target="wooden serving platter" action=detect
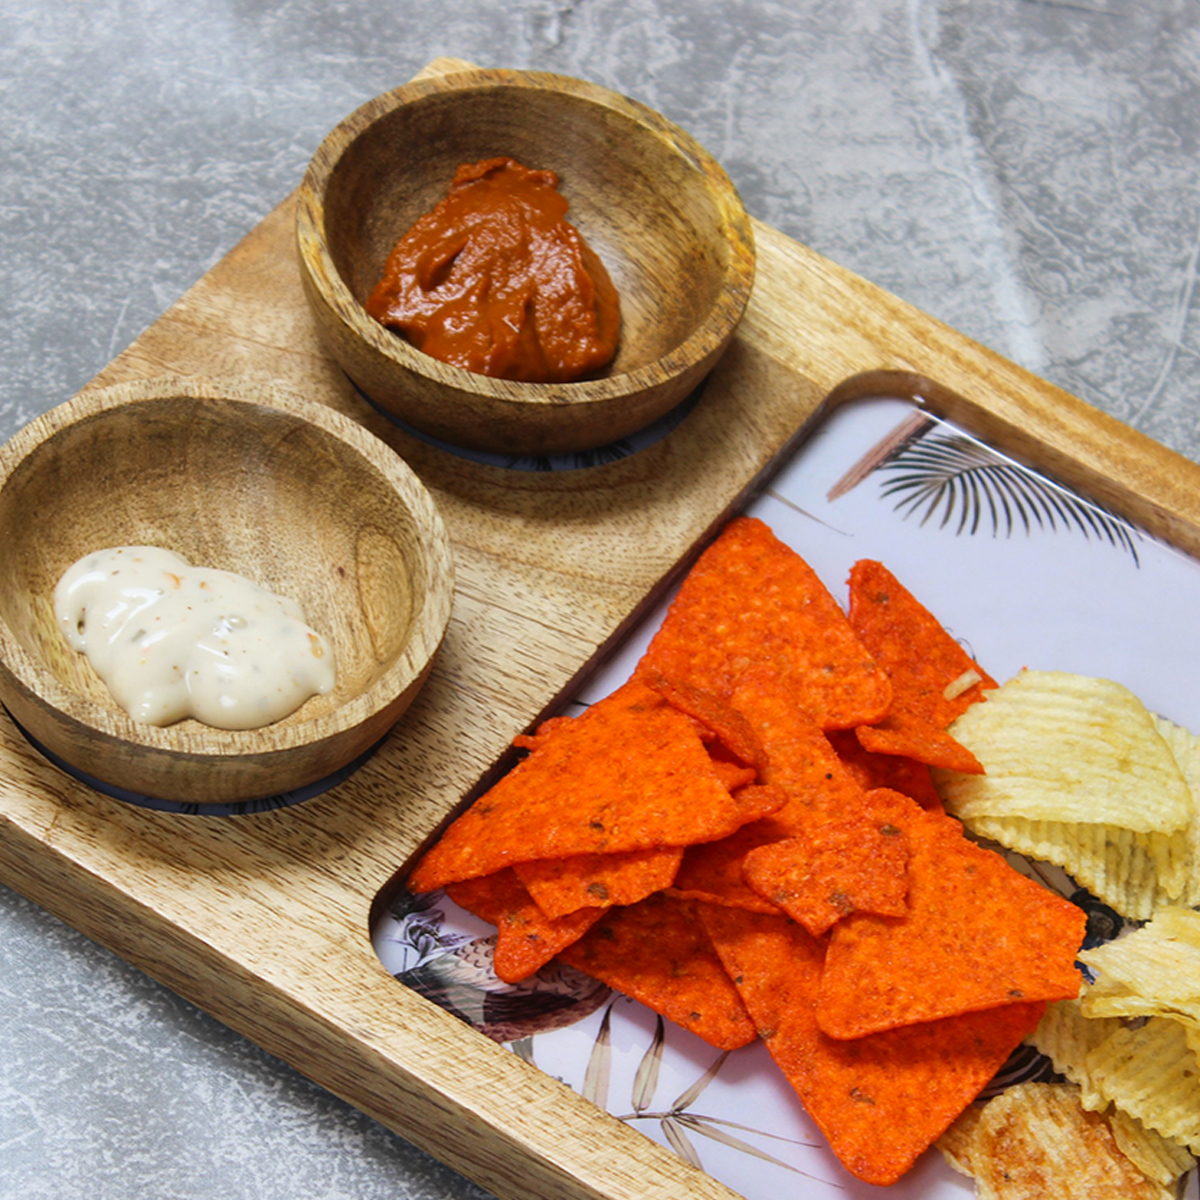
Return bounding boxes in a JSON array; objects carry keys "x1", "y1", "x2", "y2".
[{"x1": 4, "y1": 57, "x2": 1200, "y2": 1200}]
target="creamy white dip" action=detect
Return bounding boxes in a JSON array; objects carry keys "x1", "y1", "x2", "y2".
[{"x1": 55, "y1": 546, "x2": 337, "y2": 729}]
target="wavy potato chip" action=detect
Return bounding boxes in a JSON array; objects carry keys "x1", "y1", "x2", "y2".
[
  {"x1": 1027, "y1": 994, "x2": 1122, "y2": 1113},
  {"x1": 954, "y1": 1082, "x2": 1174, "y2": 1200},
  {"x1": 935, "y1": 1102, "x2": 986, "y2": 1177},
  {"x1": 937, "y1": 670, "x2": 1191, "y2": 833},
  {"x1": 1151, "y1": 714, "x2": 1200, "y2": 908},
  {"x1": 961, "y1": 813, "x2": 1186, "y2": 921},
  {"x1": 1109, "y1": 1106, "x2": 1197, "y2": 1185},
  {"x1": 1079, "y1": 907, "x2": 1200, "y2": 1027},
  {"x1": 1084, "y1": 1017, "x2": 1200, "y2": 1152}
]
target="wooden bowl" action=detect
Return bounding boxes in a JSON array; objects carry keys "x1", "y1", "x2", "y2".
[
  {"x1": 295, "y1": 67, "x2": 757, "y2": 456},
  {"x1": 0, "y1": 376, "x2": 455, "y2": 805}
]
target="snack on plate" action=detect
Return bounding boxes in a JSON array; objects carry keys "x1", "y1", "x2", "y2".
[
  {"x1": 739, "y1": 789, "x2": 911, "y2": 936},
  {"x1": 557, "y1": 891, "x2": 758, "y2": 1051},
  {"x1": 1031, "y1": 988, "x2": 1200, "y2": 1172},
  {"x1": 670, "y1": 664, "x2": 890, "y2": 915},
  {"x1": 815, "y1": 795, "x2": 1085, "y2": 1039},
  {"x1": 408, "y1": 677, "x2": 783, "y2": 892},
  {"x1": 446, "y1": 869, "x2": 606, "y2": 983},
  {"x1": 1078, "y1": 906, "x2": 1200, "y2": 1025},
  {"x1": 636, "y1": 517, "x2": 892, "y2": 730},
  {"x1": 699, "y1": 903, "x2": 1046, "y2": 1187},
  {"x1": 934, "y1": 669, "x2": 1196, "y2": 919},
  {"x1": 846, "y1": 559, "x2": 996, "y2": 773},
  {"x1": 513, "y1": 846, "x2": 684, "y2": 920},
  {"x1": 1149, "y1": 714, "x2": 1200, "y2": 908},
  {"x1": 406, "y1": 520, "x2": 1096, "y2": 1187},
  {"x1": 937, "y1": 670, "x2": 1190, "y2": 830},
  {"x1": 825, "y1": 727, "x2": 943, "y2": 808},
  {"x1": 1084, "y1": 1018, "x2": 1200, "y2": 1151},
  {"x1": 936, "y1": 1082, "x2": 1179, "y2": 1199},
  {"x1": 1109, "y1": 1105, "x2": 1199, "y2": 1186},
  {"x1": 1027, "y1": 993, "x2": 1120, "y2": 1111}
]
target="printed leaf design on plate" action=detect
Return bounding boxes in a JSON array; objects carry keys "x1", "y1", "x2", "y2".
[
  {"x1": 631, "y1": 1015, "x2": 666, "y2": 1113},
  {"x1": 604, "y1": 1028, "x2": 830, "y2": 1181},
  {"x1": 662, "y1": 1115, "x2": 704, "y2": 1168},
  {"x1": 876, "y1": 429, "x2": 1142, "y2": 563},
  {"x1": 581, "y1": 1002, "x2": 615, "y2": 1109}
]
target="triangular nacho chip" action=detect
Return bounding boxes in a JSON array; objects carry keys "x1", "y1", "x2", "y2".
[
  {"x1": 446, "y1": 870, "x2": 606, "y2": 984},
  {"x1": 699, "y1": 903, "x2": 1045, "y2": 1186},
  {"x1": 409, "y1": 679, "x2": 760, "y2": 892},
  {"x1": 636, "y1": 517, "x2": 891, "y2": 729},
  {"x1": 558, "y1": 892, "x2": 758, "y2": 1050},
  {"x1": 848, "y1": 560, "x2": 995, "y2": 773},
  {"x1": 741, "y1": 788, "x2": 912, "y2": 935},
  {"x1": 513, "y1": 846, "x2": 683, "y2": 920},
  {"x1": 817, "y1": 800, "x2": 1086, "y2": 1038}
]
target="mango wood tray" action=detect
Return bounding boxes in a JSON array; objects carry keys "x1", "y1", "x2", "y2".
[{"x1": 4, "y1": 57, "x2": 1200, "y2": 1200}]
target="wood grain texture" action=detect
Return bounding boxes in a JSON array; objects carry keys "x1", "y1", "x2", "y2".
[
  {"x1": 295, "y1": 65, "x2": 757, "y2": 456},
  {"x1": 3, "y1": 54, "x2": 1200, "y2": 1200}
]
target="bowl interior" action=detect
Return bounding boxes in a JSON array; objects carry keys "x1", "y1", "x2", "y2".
[
  {"x1": 322, "y1": 82, "x2": 736, "y2": 376},
  {"x1": 0, "y1": 394, "x2": 427, "y2": 741}
]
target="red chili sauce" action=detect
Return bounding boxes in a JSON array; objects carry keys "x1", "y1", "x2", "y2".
[{"x1": 365, "y1": 158, "x2": 621, "y2": 383}]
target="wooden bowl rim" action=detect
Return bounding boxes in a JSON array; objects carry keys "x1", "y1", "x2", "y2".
[
  {"x1": 0, "y1": 374, "x2": 455, "y2": 759},
  {"x1": 295, "y1": 66, "x2": 757, "y2": 407}
]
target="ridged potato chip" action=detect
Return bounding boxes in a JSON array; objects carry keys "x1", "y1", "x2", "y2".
[
  {"x1": 1151, "y1": 714, "x2": 1200, "y2": 908},
  {"x1": 962, "y1": 813, "x2": 1185, "y2": 920},
  {"x1": 935, "y1": 1101, "x2": 985, "y2": 1177},
  {"x1": 942, "y1": 1082, "x2": 1174, "y2": 1199},
  {"x1": 1079, "y1": 907, "x2": 1200, "y2": 1027},
  {"x1": 1028, "y1": 994, "x2": 1121, "y2": 1112},
  {"x1": 1109, "y1": 1106, "x2": 1197, "y2": 1185},
  {"x1": 1085, "y1": 1017, "x2": 1200, "y2": 1152},
  {"x1": 937, "y1": 670, "x2": 1191, "y2": 833}
]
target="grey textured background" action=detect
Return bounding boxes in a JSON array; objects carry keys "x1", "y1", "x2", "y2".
[{"x1": 2, "y1": 1, "x2": 1198, "y2": 1197}]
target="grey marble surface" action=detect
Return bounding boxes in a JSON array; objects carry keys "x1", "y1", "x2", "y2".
[{"x1": 2, "y1": 1, "x2": 1198, "y2": 1197}]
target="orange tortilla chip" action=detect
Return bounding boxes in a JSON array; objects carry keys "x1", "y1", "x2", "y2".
[
  {"x1": 848, "y1": 560, "x2": 996, "y2": 773},
  {"x1": 826, "y1": 728, "x2": 943, "y2": 809},
  {"x1": 671, "y1": 668, "x2": 881, "y2": 912},
  {"x1": 445, "y1": 870, "x2": 606, "y2": 984},
  {"x1": 816, "y1": 800, "x2": 1087, "y2": 1039},
  {"x1": 742, "y1": 789, "x2": 912, "y2": 936},
  {"x1": 699, "y1": 903, "x2": 1046, "y2": 1186},
  {"x1": 636, "y1": 517, "x2": 891, "y2": 730},
  {"x1": 669, "y1": 822, "x2": 787, "y2": 914},
  {"x1": 512, "y1": 714, "x2": 573, "y2": 752},
  {"x1": 856, "y1": 720, "x2": 984, "y2": 776},
  {"x1": 558, "y1": 892, "x2": 758, "y2": 1050},
  {"x1": 709, "y1": 754, "x2": 758, "y2": 793},
  {"x1": 409, "y1": 679, "x2": 759, "y2": 893},
  {"x1": 642, "y1": 668, "x2": 765, "y2": 770},
  {"x1": 514, "y1": 846, "x2": 683, "y2": 920},
  {"x1": 731, "y1": 665, "x2": 875, "y2": 834}
]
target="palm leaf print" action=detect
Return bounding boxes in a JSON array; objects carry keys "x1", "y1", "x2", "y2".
[{"x1": 877, "y1": 430, "x2": 1142, "y2": 563}]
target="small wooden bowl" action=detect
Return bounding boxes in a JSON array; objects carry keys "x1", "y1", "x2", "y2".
[
  {"x1": 295, "y1": 67, "x2": 757, "y2": 456},
  {"x1": 0, "y1": 376, "x2": 454, "y2": 805}
]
